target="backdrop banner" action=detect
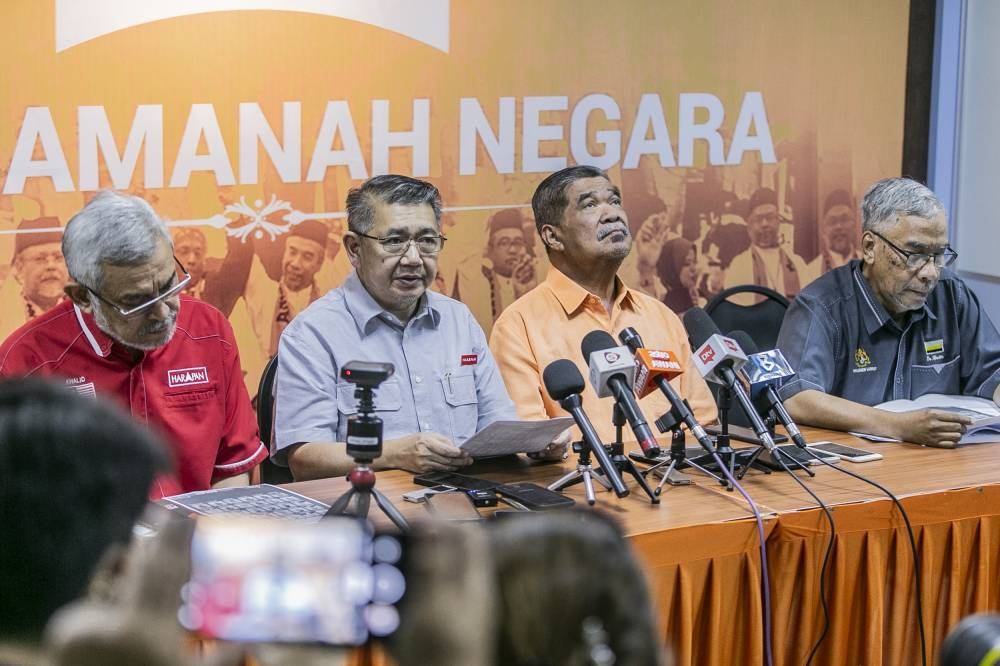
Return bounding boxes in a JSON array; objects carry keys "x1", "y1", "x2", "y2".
[{"x1": 0, "y1": 1, "x2": 909, "y2": 392}]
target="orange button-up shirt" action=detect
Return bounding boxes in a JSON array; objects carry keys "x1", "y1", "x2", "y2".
[{"x1": 489, "y1": 267, "x2": 717, "y2": 445}]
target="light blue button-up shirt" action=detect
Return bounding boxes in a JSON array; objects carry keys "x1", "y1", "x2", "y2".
[{"x1": 272, "y1": 271, "x2": 516, "y2": 465}]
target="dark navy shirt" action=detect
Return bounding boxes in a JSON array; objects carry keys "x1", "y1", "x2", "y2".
[{"x1": 776, "y1": 260, "x2": 1000, "y2": 405}]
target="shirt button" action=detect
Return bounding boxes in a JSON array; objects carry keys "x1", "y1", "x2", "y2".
[
  {"x1": 423, "y1": 423, "x2": 431, "y2": 430},
  {"x1": 414, "y1": 376, "x2": 422, "y2": 383}
]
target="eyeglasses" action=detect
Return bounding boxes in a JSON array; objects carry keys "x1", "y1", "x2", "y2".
[
  {"x1": 80, "y1": 256, "x2": 191, "y2": 318},
  {"x1": 20, "y1": 250, "x2": 65, "y2": 267},
  {"x1": 356, "y1": 232, "x2": 447, "y2": 256},
  {"x1": 870, "y1": 230, "x2": 958, "y2": 270},
  {"x1": 492, "y1": 237, "x2": 526, "y2": 250}
]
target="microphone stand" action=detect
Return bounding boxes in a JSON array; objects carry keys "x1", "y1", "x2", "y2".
[
  {"x1": 643, "y1": 406, "x2": 723, "y2": 496},
  {"x1": 598, "y1": 404, "x2": 659, "y2": 504},
  {"x1": 690, "y1": 385, "x2": 770, "y2": 490},
  {"x1": 549, "y1": 440, "x2": 613, "y2": 506}
]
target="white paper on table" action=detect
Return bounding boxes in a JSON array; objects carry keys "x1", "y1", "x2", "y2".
[{"x1": 460, "y1": 417, "x2": 573, "y2": 457}]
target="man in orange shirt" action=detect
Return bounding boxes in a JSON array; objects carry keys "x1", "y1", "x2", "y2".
[{"x1": 490, "y1": 166, "x2": 717, "y2": 444}]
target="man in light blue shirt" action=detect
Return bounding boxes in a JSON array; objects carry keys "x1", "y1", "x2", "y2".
[{"x1": 274, "y1": 174, "x2": 540, "y2": 480}]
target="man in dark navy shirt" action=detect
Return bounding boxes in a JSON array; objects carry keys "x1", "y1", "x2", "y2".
[{"x1": 776, "y1": 177, "x2": 1000, "y2": 447}]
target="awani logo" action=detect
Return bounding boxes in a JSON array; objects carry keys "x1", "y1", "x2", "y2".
[
  {"x1": 54, "y1": 1, "x2": 451, "y2": 53},
  {"x1": 603, "y1": 351, "x2": 621, "y2": 364},
  {"x1": 699, "y1": 345, "x2": 716, "y2": 364},
  {"x1": 168, "y1": 366, "x2": 210, "y2": 388},
  {"x1": 854, "y1": 348, "x2": 871, "y2": 368}
]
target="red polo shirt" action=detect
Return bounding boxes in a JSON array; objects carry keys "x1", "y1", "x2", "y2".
[{"x1": 0, "y1": 296, "x2": 266, "y2": 498}]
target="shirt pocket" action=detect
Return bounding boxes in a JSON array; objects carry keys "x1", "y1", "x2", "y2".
[
  {"x1": 911, "y1": 354, "x2": 962, "y2": 395},
  {"x1": 336, "y1": 379, "x2": 403, "y2": 415},
  {"x1": 441, "y1": 371, "x2": 478, "y2": 445},
  {"x1": 164, "y1": 386, "x2": 218, "y2": 408}
]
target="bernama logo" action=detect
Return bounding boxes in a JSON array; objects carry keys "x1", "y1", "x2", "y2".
[{"x1": 54, "y1": 1, "x2": 450, "y2": 53}]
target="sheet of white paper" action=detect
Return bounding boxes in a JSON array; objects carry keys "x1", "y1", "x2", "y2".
[{"x1": 460, "y1": 418, "x2": 573, "y2": 457}]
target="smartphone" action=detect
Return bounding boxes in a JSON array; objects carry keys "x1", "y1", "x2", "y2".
[
  {"x1": 756, "y1": 445, "x2": 839, "y2": 470},
  {"x1": 705, "y1": 424, "x2": 789, "y2": 445},
  {"x1": 807, "y1": 441, "x2": 884, "y2": 463},
  {"x1": 412, "y1": 471, "x2": 500, "y2": 492},
  {"x1": 402, "y1": 485, "x2": 451, "y2": 503},
  {"x1": 494, "y1": 483, "x2": 576, "y2": 511},
  {"x1": 423, "y1": 490, "x2": 482, "y2": 521},
  {"x1": 179, "y1": 516, "x2": 405, "y2": 646}
]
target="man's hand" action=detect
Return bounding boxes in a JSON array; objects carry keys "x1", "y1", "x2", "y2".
[
  {"x1": 892, "y1": 408, "x2": 974, "y2": 448},
  {"x1": 527, "y1": 427, "x2": 572, "y2": 461},
  {"x1": 383, "y1": 433, "x2": 473, "y2": 472},
  {"x1": 511, "y1": 254, "x2": 538, "y2": 297}
]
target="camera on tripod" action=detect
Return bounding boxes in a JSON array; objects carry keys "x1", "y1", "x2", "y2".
[{"x1": 341, "y1": 361, "x2": 395, "y2": 462}]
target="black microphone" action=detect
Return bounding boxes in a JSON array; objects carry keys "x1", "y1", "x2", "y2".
[
  {"x1": 728, "y1": 330, "x2": 808, "y2": 449},
  {"x1": 618, "y1": 326, "x2": 715, "y2": 454},
  {"x1": 580, "y1": 330, "x2": 662, "y2": 457},
  {"x1": 682, "y1": 308, "x2": 777, "y2": 451},
  {"x1": 542, "y1": 360, "x2": 629, "y2": 498}
]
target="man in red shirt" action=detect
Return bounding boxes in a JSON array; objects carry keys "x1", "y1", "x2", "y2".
[{"x1": 0, "y1": 191, "x2": 266, "y2": 498}]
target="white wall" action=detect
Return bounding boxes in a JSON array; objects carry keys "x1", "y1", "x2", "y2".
[{"x1": 932, "y1": 0, "x2": 1000, "y2": 323}]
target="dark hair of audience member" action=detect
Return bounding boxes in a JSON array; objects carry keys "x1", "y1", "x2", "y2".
[
  {"x1": 940, "y1": 613, "x2": 1000, "y2": 666},
  {"x1": 489, "y1": 509, "x2": 662, "y2": 666},
  {"x1": 0, "y1": 377, "x2": 169, "y2": 640}
]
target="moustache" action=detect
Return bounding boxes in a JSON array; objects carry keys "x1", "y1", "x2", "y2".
[{"x1": 597, "y1": 223, "x2": 630, "y2": 241}]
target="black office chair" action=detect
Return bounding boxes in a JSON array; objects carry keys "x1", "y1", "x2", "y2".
[
  {"x1": 256, "y1": 354, "x2": 294, "y2": 485},
  {"x1": 704, "y1": 285, "x2": 790, "y2": 430},
  {"x1": 704, "y1": 284, "x2": 790, "y2": 351}
]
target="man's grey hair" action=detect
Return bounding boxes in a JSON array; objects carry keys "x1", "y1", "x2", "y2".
[
  {"x1": 861, "y1": 177, "x2": 945, "y2": 233},
  {"x1": 345, "y1": 174, "x2": 443, "y2": 235},
  {"x1": 63, "y1": 191, "x2": 171, "y2": 290}
]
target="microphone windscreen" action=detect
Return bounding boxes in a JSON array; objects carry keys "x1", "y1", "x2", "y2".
[
  {"x1": 618, "y1": 326, "x2": 643, "y2": 352},
  {"x1": 581, "y1": 330, "x2": 618, "y2": 361},
  {"x1": 542, "y1": 359, "x2": 586, "y2": 401},
  {"x1": 728, "y1": 330, "x2": 758, "y2": 355},
  {"x1": 683, "y1": 307, "x2": 721, "y2": 349}
]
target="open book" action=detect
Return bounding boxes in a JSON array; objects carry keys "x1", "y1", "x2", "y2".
[{"x1": 857, "y1": 394, "x2": 1000, "y2": 445}]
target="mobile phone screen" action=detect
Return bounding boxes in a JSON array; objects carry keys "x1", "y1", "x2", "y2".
[{"x1": 179, "y1": 516, "x2": 405, "y2": 646}]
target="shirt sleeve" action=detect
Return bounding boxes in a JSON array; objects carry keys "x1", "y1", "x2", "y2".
[
  {"x1": 213, "y1": 319, "x2": 268, "y2": 480},
  {"x1": 489, "y1": 309, "x2": 552, "y2": 421},
  {"x1": 467, "y1": 313, "x2": 517, "y2": 428},
  {"x1": 955, "y1": 280, "x2": 1000, "y2": 400},
  {"x1": 776, "y1": 295, "x2": 836, "y2": 400},
  {"x1": 272, "y1": 321, "x2": 341, "y2": 465}
]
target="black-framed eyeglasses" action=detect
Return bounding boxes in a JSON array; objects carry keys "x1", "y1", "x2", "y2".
[
  {"x1": 80, "y1": 256, "x2": 191, "y2": 318},
  {"x1": 869, "y1": 230, "x2": 958, "y2": 270},
  {"x1": 355, "y1": 232, "x2": 447, "y2": 256}
]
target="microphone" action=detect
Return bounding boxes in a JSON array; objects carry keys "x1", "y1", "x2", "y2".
[
  {"x1": 682, "y1": 308, "x2": 777, "y2": 451},
  {"x1": 618, "y1": 326, "x2": 715, "y2": 454},
  {"x1": 542, "y1": 360, "x2": 629, "y2": 498},
  {"x1": 728, "y1": 330, "x2": 808, "y2": 449},
  {"x1": 581, "y1": 330, "x2": 662, "y2": 458}
]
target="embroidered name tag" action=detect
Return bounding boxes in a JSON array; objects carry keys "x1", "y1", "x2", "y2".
[
  {"x1": 168, "y1": 366, "x2": 209, "y2": 387},
  {"x1": 460, "y1": 354, "x2": 478, "y2": 366}
]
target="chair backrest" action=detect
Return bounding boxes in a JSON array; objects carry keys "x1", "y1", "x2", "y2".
[
  {"x1": 704, "y1": 284, "x2": 790, "y2": 351},
  {"x1": 256, "y1": 354, "x2": 294, "y2": 485}
]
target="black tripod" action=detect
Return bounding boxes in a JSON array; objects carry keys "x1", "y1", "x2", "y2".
[
  {"x1": 550, "y1": 440, "x2": 613, "y2": 505},
  {"x1": 644, "y1": 407, "x2": 722, "y2": 495},
  {"x1": 325, "y1": 463, "x2": 409, "y2": 531},
  {"x1": 598, "y1": 404, "x2": 659, "y2": 504},
  {"x1": 689, "y1": 385, "x2": 770, "y2": 490},
  {"x1": 324, "y1": 367, "x2": 409, "y2": 531}
]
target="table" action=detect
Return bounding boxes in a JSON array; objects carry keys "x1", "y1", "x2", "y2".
[{"x1": 288, "y1": 428, "x2": 1000, "y2": 665}]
